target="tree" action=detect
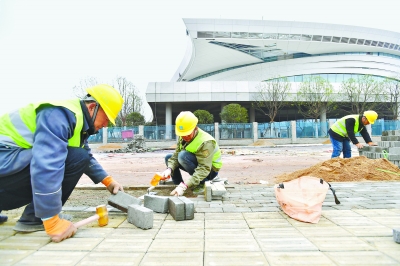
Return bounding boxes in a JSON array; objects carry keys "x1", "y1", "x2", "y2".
[
  {"x1": 193, "y1": 110, "x2": 214, "y2": 124},
  {"x1": 220, "y1": 104, "x2": 248, "y2": 123},
  {"x1": 296, "y1": 76, "x2": 336, "y2": 121},
  {"x1": 252, "y1": 78, "x2": 291, "y2": 122},
  {"x1": 340, "y1": 75, "x2": 385, "y2": 114},
  {"x1": 112, "y1": 76, "x2": 143, "y2": 127},
  {"x1": 382, "y1": 76, "x2": 400, "y2": 120},
  {"x1": 72, "y1": 77, "x2": 99, "y2": 98},
  {"x1": 126, "y1": 112, "x2": 145, "y2": 126},
  {"x1": 296, "y1": 76, "x2": 336, "y2": 137}
]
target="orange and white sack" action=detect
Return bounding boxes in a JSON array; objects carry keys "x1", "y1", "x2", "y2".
[{"x1": 274, "y1": 176, "x2": 340, "y2": 224}]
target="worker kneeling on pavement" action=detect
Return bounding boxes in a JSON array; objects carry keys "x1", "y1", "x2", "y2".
[
  {"x1": 161, "y1": 111, "x2": 222, "y2": 196},
  {"x1": 0, "y1": 84, "x2": 125, "y2": 242},
  {"x1": 328, "y1": 110, "x2": 378, "y2": 158}
]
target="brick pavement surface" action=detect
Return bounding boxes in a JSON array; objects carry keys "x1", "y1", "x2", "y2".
[{"x1": 1, "y1": 182, "x2": 400, "y2": 265}]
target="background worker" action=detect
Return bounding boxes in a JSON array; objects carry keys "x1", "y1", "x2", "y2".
[
  {"x1": 328, "y1": 110, "x2": 378, "y2": 158},
  {"x1": 161, "y1": 111, "x2": 222, "y2": 196},
  {"x1": 0, "y1": 84, "x2": 124, "y2": 243}
]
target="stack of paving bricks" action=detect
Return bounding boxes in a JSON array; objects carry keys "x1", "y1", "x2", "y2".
[
  {"x1": 204, "y1": 181, "x2": 227, "y2": 202},
  {"x1": 359, "y1": 130, "x2": 400, "y2": 167},
  {"x1": 108, "y1": 191, "x2": 194, "y2": 230}
]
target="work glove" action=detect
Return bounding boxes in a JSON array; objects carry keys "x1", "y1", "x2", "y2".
[
  {"x1": 161, "y1": 168, "x2": 172, "y2": 180},
  {"x1": 102, "y1": 176, "x2": 124, "y2": 194},
  {"x1": 170, "y1": 182, "x2": 187, "y2": 196},
  {"x1": 43, "y1": 214, "x2": 77, "y2": 243}
]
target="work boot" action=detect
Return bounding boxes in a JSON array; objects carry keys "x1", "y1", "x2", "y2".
[
  {"x1": 0, "y1": 211, "x2": 8, "y2": 224},
  {"x1": 13, "y1": 203, "x2": 72, "y2": 232}
]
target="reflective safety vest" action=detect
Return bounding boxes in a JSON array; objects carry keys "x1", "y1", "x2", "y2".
[
  {"x1": 0, "y1": 99, "x2": 84, "y2": 149},
  {"x1": 330, "y1": 115, "x2": 361, "y2": 137},
  {"x1": 180, "y1": 128, "x2": 222, "y2": 169}
]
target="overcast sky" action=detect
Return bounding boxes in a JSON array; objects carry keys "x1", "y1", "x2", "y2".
[{"x1": 1, "y1": 0, "x2": 399, "y2": 120}]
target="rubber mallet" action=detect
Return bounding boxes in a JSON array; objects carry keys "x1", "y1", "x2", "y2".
[{"x1": 74, "y1": 205, "x2": 109, "y2": 228}]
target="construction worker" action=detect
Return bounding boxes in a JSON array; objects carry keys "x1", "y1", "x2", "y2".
[
  {"x1": 161, "y1": 111, "x2": 222, "y2": 196},
  {"x1": 0, "y1": 84, "x2": 124, "y2": 242},
  {"x1": 328, "y1": 110, "x2": 378, "y2": 158}
]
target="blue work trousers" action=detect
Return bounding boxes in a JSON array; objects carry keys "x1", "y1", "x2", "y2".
[
  {"x1": 0, "y1": 146, "x2": 90, "y2": 218},
  {"x1": 330, "y1": 135, "x2": 352, "y2": 158},
  {"x1": 165, "y1": 151, "x2": 217, "y2": 185}
]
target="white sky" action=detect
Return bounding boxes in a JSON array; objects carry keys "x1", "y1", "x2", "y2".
[{"x1": 1, "y1": 0, "x2": 399, "y2": 120}]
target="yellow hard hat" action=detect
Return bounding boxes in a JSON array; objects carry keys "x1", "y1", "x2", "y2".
[
  {"x1": 175, "y1": 111, "x2": 198, "y2": 136},
  {"x1": 86, "y1": 84, "x2": 124, "y2": 125},
  {"x1": 363, "y1": 110, "x2": 378, "y2": 124}
]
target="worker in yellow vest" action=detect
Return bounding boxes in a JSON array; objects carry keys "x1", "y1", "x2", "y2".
[
  {"x1": 0, "y1": 84, "x2": 124, "y2": 243},
  {"x1": 161, "y1": 111, "x2": 223, "y2": 196},
  {"x1": 328, "y1": 110, "x2": 378, "y2": 158}
]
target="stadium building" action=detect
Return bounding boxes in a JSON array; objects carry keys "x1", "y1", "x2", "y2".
[{"x1": 146, "y1": 18, "x2": 400, "y2": 129}]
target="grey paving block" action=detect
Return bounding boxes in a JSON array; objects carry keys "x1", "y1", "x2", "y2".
[
  {"x1": 211, "y1": 182, "x2": 227, "y2": 197},
  {"x1": 108, "y1": 191, "x2": 141, "y2": 213},
  {"x1": 179, "y1": 196, "x2": 195, "y2": 220},
  {"x1": 205, "y1": 181, "x2": 212, "y2": 202},
  {"x1": 393, "y1": 228, "x2": 400, "y2": 244},
  {"x1": 127, "y1": 204, "x2": 153, "y2": 229},
  {"x1": 168, "y1": 197, "x2": 185, "y2": 221},
  {"x1": 144, "y1": 194, "x2": 169, "y2": 213}
]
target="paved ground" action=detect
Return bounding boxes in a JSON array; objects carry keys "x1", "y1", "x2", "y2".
[{"x1": 1, "y1": 182, "x2": 400, "y2": 265}]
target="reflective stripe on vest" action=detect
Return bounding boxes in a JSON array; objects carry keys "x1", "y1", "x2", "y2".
[
  {"x1": 180, "y1": 128, "x2": 222, "y2": 169},
  {"x1": 331, "y1": 115, "x2": 360, "y2": 137},
  {"x1": 0, "y1": 99, "x2": 84, "y2": 148}
]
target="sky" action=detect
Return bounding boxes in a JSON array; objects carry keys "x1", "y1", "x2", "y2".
[{"x1": 1, "y1": 0, "x2": 399, "y2": 120}]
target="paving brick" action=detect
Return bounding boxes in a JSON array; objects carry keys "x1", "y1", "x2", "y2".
[
  {"x1": 325, "y1": 251, "x2": 399, "y2": 265},
  {"x1": 77, "y1": 252, "x2": 144, "y2": 265},
  {"x1": 144, "y1": 194, "x2": 169, "y2": 213},
  {"x1": 108, "y1": 191, "x2": 141, "y2": 212},
  {"x1": 205, "y1": 181, "x2": 212, "y2": 202},
  {"x1": 0, "y1": 250, "x2": 34, "y2": 265},
  {"x1": 16, "y1": 251, "x2": 88, "y2": 265},
  {"x1": 178, "y1": 196, "x2": 194, "y2": 220},
  {"x1": 393, "y1": 228, "x2": 400, "y2": 243},
  {"x1": 140, "y1": 252, "x2": 203, "y2": 266},
  {"x1": 264, "y1": 251, "x2": 334, "y2": 265},
  {"x1": 168, "y1": 197, "x2": 185, "y2": 221},
  {"x1": 127, "y1": 204, "x2": 153, "y2": 229},
  {"x1": 205, "y1": 252, "x2": 268, "y2": 265}
]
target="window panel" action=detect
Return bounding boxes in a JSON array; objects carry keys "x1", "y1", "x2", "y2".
[
  {"x1": 371, "y1": 40, "x2": 378, "y2": 46},
  {"x1": 377, "y1": 41, "x2": 384, "y2": 47},
  {"x1": 364, "y1": 40, "x2": 372, "y2": 45},
  {"x1": 349, "y1": 38, "x2": 357, "y2": 44},
  {"x1": 232, "y1": 32, "x2": 248, "y2": 38},
  {"x1": 322, "y1": 36, "x2": 332, "y2": 42},
  {"x1": 214, "y1": 32, "x2": 230, "y2": 38},
  {"x1": 300, "y1": 34, "x2": 312, "y2": 41},
  {"x1": 198, "y1": 31, "x2": 214, "y2": 38},
  {"x1": 312, "y1": 35, "x2": 322, "y2": 41},
  {"x1": 332, "y1": 36, "x2": 340, "y2": 43},
  {"x1": 263, "y1": 33, "x2": 278, "y2": 39},
  {"x1": 340, "y1": 37, "x2": 349, "y2": 43},
  {"x1": 248, "y1": 32, "x2": 263, "y2": 39},
  {"x1": 357, "y1": 39, "x2": 365, "y2": 45},
  {"x1": 384, "y1": 42, "x2": 390, "y2": 48}
]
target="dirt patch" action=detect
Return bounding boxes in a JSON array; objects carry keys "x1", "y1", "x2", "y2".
[
  {"x1": 249, "y1": 140, "x2": 276, "y2": 147},
  {"x1": 97, "y1": 144, "x2": 124, "y2": 150},
  {"x1": 322, "y1": 139, "x2": 331, "y2": 144},
  {"x1": 275, "y1": 156, "x2": 400, "y2": 183}
]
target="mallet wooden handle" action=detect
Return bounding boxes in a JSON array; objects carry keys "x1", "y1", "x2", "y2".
[{"x1": 74, "y1": 214, "x2": 100, "y2": 228}]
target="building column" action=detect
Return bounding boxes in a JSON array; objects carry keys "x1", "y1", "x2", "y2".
[
  {"x1": 139, "y1": 125, "x2": 144, "y2": 136},
  {"x1": 165, "y1": 103, "x2": 172, "y2": 140},
  {"x1": 320, "y1": 107, "x2": 327, "y2": 137},
  {"x1": 214, "y1": 122, "x2": 220, "y2": 144},
  {"x1": 250, "y1": 107, "x2": 255, "y2": 123},
  {"x1": 253, "y1": 122, "x2": 258, "y2": 142},
  {"x1": 291, "y1": 120, "x2": 297, "y2": 143},
  {"x1": 103, "y1": 127, "x2": 108, "y2": 144}
]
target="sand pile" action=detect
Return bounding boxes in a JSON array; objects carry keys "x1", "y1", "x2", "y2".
[{"x1": 275, "y1": 156, "x2": 400, "y2": 183}]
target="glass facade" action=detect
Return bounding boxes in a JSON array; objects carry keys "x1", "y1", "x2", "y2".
[{"x1": 197, "y1": 31, "x2": 400, "y2": 52}]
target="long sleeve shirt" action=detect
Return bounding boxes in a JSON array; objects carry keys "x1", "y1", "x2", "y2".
[
  {"x1": 167, "y1": 136, "x2": 218, "y2": 188},
  {"x1": 328, "y1": 116, "x2": 372, "y2": 144},
  {"x1": 0, "y1": 104, "x2": 107, "y2": 218}
]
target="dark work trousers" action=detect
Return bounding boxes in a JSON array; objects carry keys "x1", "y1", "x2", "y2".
[
  {"x1": 165, "y1": 151, "x2": 218, "y2": 185},
  {"x1": 0, "y1": 147, "x2": 90, "y2": 222}
]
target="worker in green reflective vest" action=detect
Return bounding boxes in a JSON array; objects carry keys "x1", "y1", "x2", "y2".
[
  {"x1": 160, "y1": 111, "x2": 223, "y2": 196},
  {"x1": 328, "y1": 110, "x2": 378, "y2": 158},
  {"x1": 0, "y1": 84, "x2": 125, "y2": 243}
]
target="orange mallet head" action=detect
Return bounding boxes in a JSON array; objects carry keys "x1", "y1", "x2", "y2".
[
  {"x1": 96, "y1": 205, "x2": 108, "y2": 227},
  {"x1": 74, "y1": 204, "x2": 109, "y2": 228}
]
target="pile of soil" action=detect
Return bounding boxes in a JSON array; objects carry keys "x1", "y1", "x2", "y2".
[
  {"x1": 249, "y1": 140, "x2": 276, "y2": 147},
  {"x1": 274, "y1": 156, "x2": 400, "y2": 183}
]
